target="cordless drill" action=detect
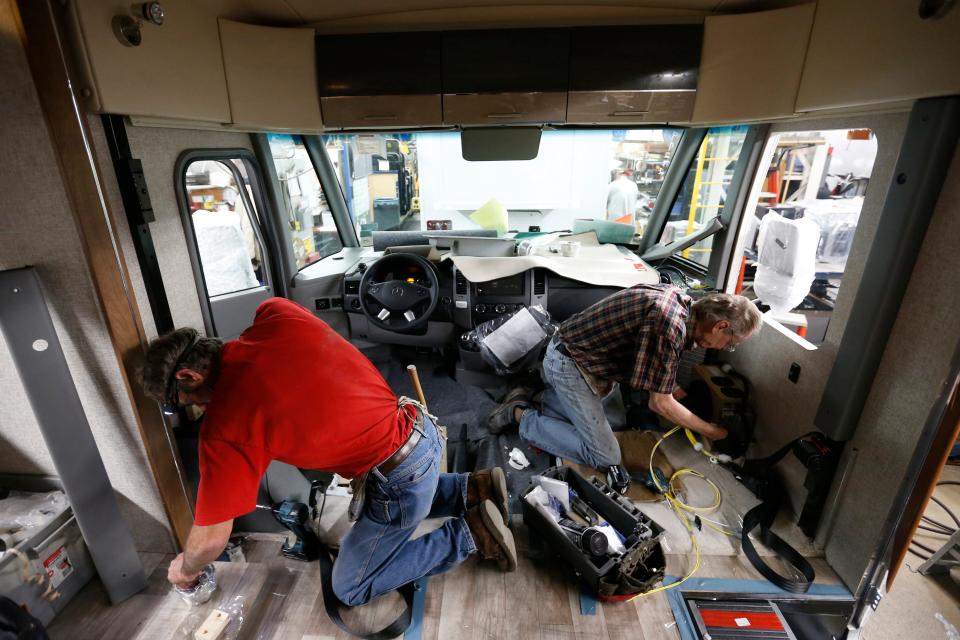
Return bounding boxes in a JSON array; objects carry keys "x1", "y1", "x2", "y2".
[{"x1": 268, "y1": 500, "x2": 321, "y2": 561}]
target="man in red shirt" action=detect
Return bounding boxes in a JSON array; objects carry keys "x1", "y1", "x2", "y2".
[{"x1": 141, "y1": 298, "x2": 516, "y2": 606}]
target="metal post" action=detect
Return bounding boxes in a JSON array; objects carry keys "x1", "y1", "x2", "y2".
[{"x1": 0, "y1": 268, "x2": 147, "y2": 604}]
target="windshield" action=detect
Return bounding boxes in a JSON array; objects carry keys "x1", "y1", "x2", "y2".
[{"x1": 322, "y1": 129, "x2": 681, "y2": 246}]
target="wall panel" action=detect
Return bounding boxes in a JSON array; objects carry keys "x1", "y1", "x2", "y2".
[{"x1": 0, "y1": 0, "x2": 173, "y2": 552}]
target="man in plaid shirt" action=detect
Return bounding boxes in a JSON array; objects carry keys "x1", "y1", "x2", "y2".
[{"x1": 489, "y1": 284, "x2": 762, "y2": 469}]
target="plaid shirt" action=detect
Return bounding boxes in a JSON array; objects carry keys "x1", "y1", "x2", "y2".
[{"x1": 558, "y1": 284, "x2": 692, "y2": 394}]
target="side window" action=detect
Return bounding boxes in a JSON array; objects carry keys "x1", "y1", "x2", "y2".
[
  {"x1": 266, "y1": 134, "x2": 344, "y2": 269},
  {"x1": 734, "y1": 128, "x2": 878, "y2": 346},
  {"x1": 183, "y1": 159, "x2": 267, "y2": 297},
  {"x1": 659, "y1": 126, "x2": 749, "y2": 267}
]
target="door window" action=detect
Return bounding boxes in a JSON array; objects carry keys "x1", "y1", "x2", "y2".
[
  {"x1": 658, "y1": 126, "x2": 750, "y2": 267},
  {"x1": 183, "y1": 159, "x2": 267, "y2": 297},
  {"x1": 733, "y1": 128, "x2": 879, "y2": 346},
  {"x1": 266, "y1": 134, "x2": 344, "y2": 269}
]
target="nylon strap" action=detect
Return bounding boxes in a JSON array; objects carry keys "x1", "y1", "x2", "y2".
[{"x1": 317, "y1": 542, "x2": 414, "y2": 639}]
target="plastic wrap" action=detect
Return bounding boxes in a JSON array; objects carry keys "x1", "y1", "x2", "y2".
[
  {"x1": 0, "y1": 490, "x2": 67, "y2": 537},
  {"x1": 174, "y1": 564, "x2": 217, "y2": 606},
  {"x1": 464, "y1": 305, "x2": 557, "y2": 375},
  {"x1": 754, "y1": 212, "x2": 820, "y2": 313}
]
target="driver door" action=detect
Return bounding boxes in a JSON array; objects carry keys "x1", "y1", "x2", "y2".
[{"x1": 177, "y1": 151, "x2": 277, "y2": 339}]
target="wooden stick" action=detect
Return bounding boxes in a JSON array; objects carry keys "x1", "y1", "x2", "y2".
[
  {"x1": 406, "y1": 365, "x2": 447, "y2": 472},
  {"x1": 406, "y1": 365, "x2": 429, "y2": 412}
]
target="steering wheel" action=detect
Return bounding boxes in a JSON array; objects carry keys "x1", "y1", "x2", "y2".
[{"x1": 358, "y1": 253, "x2": 440, "y2": 332}]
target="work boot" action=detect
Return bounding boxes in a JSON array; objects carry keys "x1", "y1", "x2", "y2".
[
  {"x1": 465, "y1": 500, "x2": 517, "y2": 572},
  {"x1": 467, "y1": 467, "x2": 509, "y2": 522},
  {"x1": 487, "y1": 387, "x2": 533, "y2": 434}
]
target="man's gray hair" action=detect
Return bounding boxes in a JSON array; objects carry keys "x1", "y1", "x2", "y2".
[
  {"x1": 140, "y1": 328, "x2": 223, "y2": 401},
  {"x1": 690, "y1": 293, "x2": 762, "y2": 337}
]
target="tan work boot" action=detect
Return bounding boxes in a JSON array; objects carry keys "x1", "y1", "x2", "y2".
[
  {"x1": 467, "y1": 467, "x2": 509, "y2": 522},
  {"x1": 465, "y1": 500, "x2": 517, "y2": 572}
]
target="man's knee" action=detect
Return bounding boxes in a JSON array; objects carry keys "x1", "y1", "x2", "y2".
[
  {"x1": 333, "y1": 572, "x2": 370, "y2": 607},
  {"x1": 584, "y1": 440, "x2": 621, "y2": 469}
]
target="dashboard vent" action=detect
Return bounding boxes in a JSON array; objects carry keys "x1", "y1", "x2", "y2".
[
  {"x1": 455, "y1": 270, "x2": 468, "y2": 295},
  {"x1": 344, "y1": 280, "x2": 360, "y2": 295},
  {"x1": 533, "y1": 270, "x2": 546, "y2": 295}
]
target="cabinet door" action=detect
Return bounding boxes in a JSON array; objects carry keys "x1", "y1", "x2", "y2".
[
  {"x1": 797, "y1": 0, "x2": 960, "y2": 111},
  {"x1": 691, "y1": 4, "x2": 815, "y2": 124},
  {"x1": 443, "y1": 92, "x2": 567, "y2": 125},
  {"x1": 219, "y1": 20, "x2": 321, "y2": 131}
]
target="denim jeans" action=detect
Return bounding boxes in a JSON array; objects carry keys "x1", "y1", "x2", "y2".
[
  {"x1": 519, "y1": 339, "x2": 623, "y2": 469},
  {"x1": 332, "y1": 415, "x2": 476, "y2": 606}
]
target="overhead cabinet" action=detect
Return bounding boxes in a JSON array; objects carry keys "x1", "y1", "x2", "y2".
[
  {"x1": 691, "y1": 5, "x2": 815, "y2": 123},
  {"x1": 219, "y1": 20, "x2": 322, "y2": 131},
  {"x1": 316, "y1": 33, "x2": 443, "y2": 128},
  {"x1": 567, "y1": 25, "x2": 702, "y2": 124},
  {"x1": 441, "y1": 29, "x2": 570, "y2": 125}
]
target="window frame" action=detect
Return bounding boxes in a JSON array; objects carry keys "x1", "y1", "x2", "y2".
[
  {"x1": 174, "y1": 148, "x2": 279, "y2": 335},
  {"x1": 641, "y1": 125, "x2": 766, "y2": 289}
]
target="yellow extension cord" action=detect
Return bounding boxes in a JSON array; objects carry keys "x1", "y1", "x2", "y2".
[{"x1": 626, "y1": 426, "x2": 736, "y2": 601}]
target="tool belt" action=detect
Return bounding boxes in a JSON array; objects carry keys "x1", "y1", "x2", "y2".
[{"x1": 347, "y1": 397, "x2": 428, "y2": 522}]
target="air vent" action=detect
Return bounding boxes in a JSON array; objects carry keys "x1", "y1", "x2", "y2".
[
  {"x1": 533, "y1": 270, "x2": 546, "y2": 295},
  {"x1": 344, "y1": 280, "x2": 360, "y2": 295},
  {"x1": 455, "y1": 270, "x2": 468, "y2": 295}
]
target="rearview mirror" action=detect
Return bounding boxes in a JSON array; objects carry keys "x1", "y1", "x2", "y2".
[{"x1": 461, "y1": 127, "x2": 542, "y2": 161}]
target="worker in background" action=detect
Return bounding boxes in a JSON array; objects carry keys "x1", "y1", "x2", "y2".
[
  {"x1": 605, "y1": 168, "x2": 640, "y2": 221},
  {"x1": 141, "y1": 298, "x2": 516, "y2": 608},
  {"x1": 488, "y1": 286, "x2": 762, "y2": 470}
]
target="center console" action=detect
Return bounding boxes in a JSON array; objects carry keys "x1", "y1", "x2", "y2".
[{"x1": 451, "y1": 266, "x2": 548, "y2": 329}]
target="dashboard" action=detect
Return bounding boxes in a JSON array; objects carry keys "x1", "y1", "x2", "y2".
[{"x1": 341, "y1": 255, "x2": 623, "y2": 345}]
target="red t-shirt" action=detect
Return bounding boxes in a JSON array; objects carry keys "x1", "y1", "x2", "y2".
[{"x1": 194, "y1": 298, "x2": 411, "y2": 526}]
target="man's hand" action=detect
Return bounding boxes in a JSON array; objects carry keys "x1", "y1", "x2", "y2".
[
  {"x1": 672, "y1": 387, "x2": 688, "y2": 401},
  {"x1": 167, "y1": 520, "x2": 234, "y2": 589},
  {"x1": 167, "y1": 552, "x2": 201, "y2": 588},
  {"x1": 692, "y1": 422, "x2": 728, "y2": 441},
  {"x1": 648, "y1": 391, "x2": 727, "y2": 441}
]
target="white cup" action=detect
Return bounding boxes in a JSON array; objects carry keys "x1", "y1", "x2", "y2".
[{"x1": 559, "y1": 241, "x2": 581, "y2": 258}]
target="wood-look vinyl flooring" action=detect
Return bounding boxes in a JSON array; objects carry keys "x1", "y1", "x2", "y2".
[{"x1": 47, "y1": 528, "x2": 842, "y2": 640}]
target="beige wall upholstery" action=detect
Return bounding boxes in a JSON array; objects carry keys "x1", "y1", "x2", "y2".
[
  {"x1": 822, "y1": 141, "x2": 960, "y2": 593},
  {"x1": 691, "y1": 4, "x2": 815, "y2": 124},
  {"x1": 797, "y1": 0, "x2": 960, "y2": 112},
  {"x1": 0, "y1": 0, "x2": 173, "y2": 552},
  {"x1": 114, "y1": 124, "x2": 257, "y2": 335},
  {"x1": 218, "y1": 19, "x2": 323, "y2": 132},
  {"x1": 725, "y1": 111, "x2": 907, "y2": 558},
  {"x1": 68, "y1": 0, "x2": 230, "y2": 122}
]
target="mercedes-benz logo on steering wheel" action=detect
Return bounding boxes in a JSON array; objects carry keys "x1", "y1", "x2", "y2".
[{"x1": 391, "y1": 286, "x2": 405, "y2": 297}]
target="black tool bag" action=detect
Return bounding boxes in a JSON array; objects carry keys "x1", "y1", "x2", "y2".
[
  {"x1": 0, "y1": 597, "x2": 48, "y2": 640},
  {"x1": 522, "y1": 466, "x2": 666, "y2": 599}
]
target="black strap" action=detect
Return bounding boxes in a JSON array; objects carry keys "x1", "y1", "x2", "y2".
[
  {"x1": 725, "y1": 432, "x2": 821, "y2": 594},
  {"x1": 740, "y1": 502, "x2": 816, "y2": 593},
  {"x1": 316, "y1": 541, "x2": 415, "y2": 640}
]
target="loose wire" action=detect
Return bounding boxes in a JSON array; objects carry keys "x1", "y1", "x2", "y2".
[{"x1": 628, "y1": 426, "x2": 736, "y2": 600}]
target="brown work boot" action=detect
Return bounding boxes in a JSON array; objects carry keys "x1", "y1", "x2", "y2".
[
  {"x1": 487, "y1": 387, "x2": 533, "y2": 434},
  {"x1": 467, "y1": 467, "x2": 509, "y2": 522},
  {"x1": 465, "y1": 500, "x2": 517, "y2": 572}
]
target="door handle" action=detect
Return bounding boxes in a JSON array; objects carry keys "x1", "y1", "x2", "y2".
[
  {"x1": 362, "y1": 115, "x2": 399, "y2": 122},
  {"x1": 486, "y1": 113, "x2": 523, "y2": 119},
  {"x1": 610, "y1": 110, "x2": 649, "y2": 117}
]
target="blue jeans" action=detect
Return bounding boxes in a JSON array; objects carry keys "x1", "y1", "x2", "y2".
[
  {"x1": 332, "y1": 415, "x2": 476, "y2": 606},
  {"x1": 519, "y1": 339, "x2": 623, "y2": 469}
]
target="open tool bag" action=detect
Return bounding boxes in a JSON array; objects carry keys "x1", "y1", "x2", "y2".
[{"x1": 522, "y1": 466, "x2": 666, "y2": 598}]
